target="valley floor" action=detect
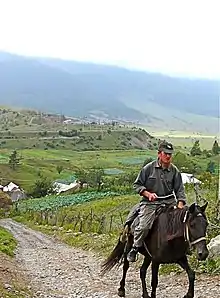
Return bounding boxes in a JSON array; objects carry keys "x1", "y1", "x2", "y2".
[{"x1": 0, "y1": 219, "x2": 219, "y2": 298}]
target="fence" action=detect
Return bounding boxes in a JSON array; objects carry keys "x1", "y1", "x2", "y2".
[{"x1": 22, "y1": 206, "x2": 130, "y2": 234}]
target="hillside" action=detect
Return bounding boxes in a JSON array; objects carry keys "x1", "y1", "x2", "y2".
[
  {"x1": 0, "y1": 107, "x2": 156, "y2": 151},
  {"x1": 0, "y1": 51, "x2": 219, "y2": 134},
  {"x1": 0, "y1": 107, "x2": 158, "y2": 189}
]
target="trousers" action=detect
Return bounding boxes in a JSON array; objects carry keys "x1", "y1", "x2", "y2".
[
  {"x1": 133, "y1": 204, "x2": 156, "y2": 247},
  {"x1": 125, "y1": 197, "x2": 177, "y2": 248}
]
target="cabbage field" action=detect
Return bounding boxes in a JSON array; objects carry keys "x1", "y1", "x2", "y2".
[{"x1": 16, "y1": 191, "x2": 121, "y2": 212}]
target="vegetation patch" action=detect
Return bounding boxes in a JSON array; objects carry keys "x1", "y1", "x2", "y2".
[
  {"x1": 15, "y1": 191, "x2": 122, "y2": 212},
  {"x1": 0, "y1": 226, "x2": 17, "y2": 257},
  {"x1": 0, "y1": 228, "x2": 32, "y2": 297},
  {"x1": 104, "y1": 168, "x2": 124, "y2": 175}
]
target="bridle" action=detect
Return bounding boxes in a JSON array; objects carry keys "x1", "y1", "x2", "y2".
[{"x1": 183, "y1": 210, "x2": 207, "y2": 247}]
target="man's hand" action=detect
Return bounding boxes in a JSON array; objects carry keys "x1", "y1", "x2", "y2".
[
  {"x1": 177, "y1": 201, "x2": 184, "y2": 209},
  {"x1": 148, "y1": 193, "x2": 158, "y2": 201},
  {"x1": 142, "y1": 190, "x2": 158, "y2": 202}
]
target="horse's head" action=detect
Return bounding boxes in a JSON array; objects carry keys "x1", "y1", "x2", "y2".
[{"x1": 186, "y1": 202, "x2": 209, "y2": 261}]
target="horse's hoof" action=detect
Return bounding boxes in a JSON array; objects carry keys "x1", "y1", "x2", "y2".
[{"x1": 118, "y1": 288, "x2": 125, "y2": 297}]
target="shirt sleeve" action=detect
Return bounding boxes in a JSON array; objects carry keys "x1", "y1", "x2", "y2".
[
  {"x1": 133, "y1": 165, "x2": 150, "y2": 195},
  {"x1": 173, "y1": 168, "x2": 187, "y2": 204}
]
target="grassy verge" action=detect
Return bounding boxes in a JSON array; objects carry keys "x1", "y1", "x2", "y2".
[
  {"x1": 0, "y1": 227, "x2": 32, "y2": 298},
  {"x1": 0, "y1": 226, "x2": 17, "y2": 256},
  {"x1": 0, "y1": 285, "x2": 31, "y2": 298}
]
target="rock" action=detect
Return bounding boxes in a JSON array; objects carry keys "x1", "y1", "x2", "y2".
[
  {"x1": 4, "y1": 283, "x2": 12, "y2": 290},
  {"x1": 208, "y1": 235, "x2": 220, "y2": 257}
]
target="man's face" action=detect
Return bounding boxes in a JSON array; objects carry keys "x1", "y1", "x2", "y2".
[{"x1": 158, "y1": 151, "x2": 172, "y2": 166}]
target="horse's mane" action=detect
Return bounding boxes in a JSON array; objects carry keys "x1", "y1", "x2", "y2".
[{"x1": 156, "y1": 206, "x2": 187, "y2": 247}]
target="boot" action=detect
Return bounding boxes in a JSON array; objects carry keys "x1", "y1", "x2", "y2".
[{"x1": 127, "y1": 246, "x2": 139, "y2": 262}]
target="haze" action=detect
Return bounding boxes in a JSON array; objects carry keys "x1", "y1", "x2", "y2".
[{"x1": 0, "y1": 0, "x2": 219, "y2": 79}]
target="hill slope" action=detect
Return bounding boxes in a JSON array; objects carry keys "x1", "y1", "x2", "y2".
[{"x1": 0, "y1": 51, "x2": 219, "y2": 133}]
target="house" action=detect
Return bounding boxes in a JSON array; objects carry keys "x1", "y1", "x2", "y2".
[
  {"x1": 53, "y1": 181, "x2": 80, "y2": 194},
  {"x1": 10, "y1": 189, "x2": 26, "y2": 202},
  {"x1": 181, "y1": 173, "x2": 201, "y2": 185},
  {"x1": 1, "y1": 182, "x2": 26, "y2": 202},
  {"x1": 3, "y1": 182, "x2": 19, "y2": 192}
]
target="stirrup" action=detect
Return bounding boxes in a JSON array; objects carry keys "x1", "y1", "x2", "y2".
[{"x1": 127, "y1": 248, "x2": 139, "y2": 262}]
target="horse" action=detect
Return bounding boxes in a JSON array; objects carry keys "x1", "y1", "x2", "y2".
[{"x1": 101, "y1": 202, "x2": 209, "y2": 298}]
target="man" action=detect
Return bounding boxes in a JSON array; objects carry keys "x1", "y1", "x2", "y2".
[{"x1": 127, "y1": 140, "x2": 187, "y2": 262}]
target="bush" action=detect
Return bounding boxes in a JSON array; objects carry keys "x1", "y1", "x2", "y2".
[
  {"x1": 0, "y1": 192, "x2": 13, "y2": 212},
  {"x1": 29, "y1": 176, "x2": 55, "y2": 198}
]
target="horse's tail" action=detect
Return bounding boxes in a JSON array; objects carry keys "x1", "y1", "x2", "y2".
[{"x1": 101, "y1": 225, "x2": 129, "y2": 275}]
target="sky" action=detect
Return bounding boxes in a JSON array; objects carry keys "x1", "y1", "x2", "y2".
[{"x1": 0, "y1": 0, "x2": 219, "y2": 79}]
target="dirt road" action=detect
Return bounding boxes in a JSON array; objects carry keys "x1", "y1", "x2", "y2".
[{"x1": 0, "y1": 219, "x2": 219, "y2": 298}]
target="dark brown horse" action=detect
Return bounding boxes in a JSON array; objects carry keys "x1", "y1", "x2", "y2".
[{"x1": 101, "y1": 202, "x2": 209, "y2": 298}]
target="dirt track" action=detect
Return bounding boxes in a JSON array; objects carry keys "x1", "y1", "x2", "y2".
[{"x1": 0, "y1": 219, "x2": 219, "y2": 298}]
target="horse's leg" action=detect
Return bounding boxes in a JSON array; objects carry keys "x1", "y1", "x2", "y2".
[
  {"x1": 151, "y1": 261, "x2": 159, "y2": 298},
  {"x1": 177, "y1": 256, "x2": 195, "y2": 298},
  {"x1": 140, "y1": 255, "x2": 151, "y2": 298},
  {"x1": 118, "y1": 257, "x2": 129, "y2": 297}
]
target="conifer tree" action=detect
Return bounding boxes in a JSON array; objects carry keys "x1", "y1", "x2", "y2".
[{"x1": 212, "y1": 140, "x2": 220, "y2": 155}]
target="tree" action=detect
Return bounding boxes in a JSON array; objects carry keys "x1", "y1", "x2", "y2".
[
  {"x1": 190, "y1": 140, "x2": 202, "y2": 156},
  {"x1": 199, "y1": 172, "x2": 213, "y2": 189},
  {"x1": 173, "y1": 151, "x2": 194, "y2": 173},
  {"x1": 75, "y1": 167, "x2": 105, "y2": 190},
  {"x1": 212, "y1": 140, "x2": 220, "y2": 155},
  {"x1": 30, "y1": 176, "x2": 54, "y2": 198},
  {"x1": 8, "y1": 150, "x2": 21, "y2": 170},
  {"x1": 206, "y1": 161, "x2": 215, "y2": 174},
  {"x1": 56, "y1": 165, "x2": 64, "y2": 175}
]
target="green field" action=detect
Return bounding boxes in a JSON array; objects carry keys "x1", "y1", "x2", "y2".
[
  {"x1": 1, "y1": 139, "x2": 219, "y2": 193},
  {"x1": 0, "y1": 148, "x2": 156, "y2": 190},
  {"x1": 145, "y1": 129, "x2": 218, "y2": 150},
  {"x1": 0, "y1": 107, "x2": 219, "y2": 193}
]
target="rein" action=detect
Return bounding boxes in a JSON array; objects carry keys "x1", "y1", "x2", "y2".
[{"x1": 183, "y1": 210, "x2": 206, "y2": 247}]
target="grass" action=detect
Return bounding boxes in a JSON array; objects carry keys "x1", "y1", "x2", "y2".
[
  {"x1": 0, "y1": 148, "x2": 154, "y2": 190},
  {"x1": 1, "y1": 144, "x2": 218, "y2": 193},
  {"x1": 147, "y1": 130, "x2": 218, "y2": 149},
  {"x1": 0, "y1": 286, "x2": 30, "y2": 298},
  {"x1": 0, "y1": 227, "x2": 32, "y2": 297},
  {"x1": 1, "y1": 106, "x2": 218, "y2": 191},
  {"x1": 0, "y1": 227, "x2": 17, "y2": 257},
  {"x1": 13, "y1": 194, "x2": 138, "y2": 255}
]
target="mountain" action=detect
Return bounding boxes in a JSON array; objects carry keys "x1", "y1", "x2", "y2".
[
  {"x1": 0, "y1": 51, "x2": 219, "y2": 133},
  {"x1": 0, "y1": 53, "x2": 150, "y2": 121}
]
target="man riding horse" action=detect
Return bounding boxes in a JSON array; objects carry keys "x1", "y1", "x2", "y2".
[{"x1": 127, "y1": 140, "x2": 187, "y2": 262}]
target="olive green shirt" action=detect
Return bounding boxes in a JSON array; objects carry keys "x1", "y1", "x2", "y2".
[{"x1": 133, "y1": 159, "x2": 187, "y2": 204}]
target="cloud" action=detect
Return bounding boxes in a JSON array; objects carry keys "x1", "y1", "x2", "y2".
[{"x1": 0, "y1": 0, "x2": 219, "y2": 78}]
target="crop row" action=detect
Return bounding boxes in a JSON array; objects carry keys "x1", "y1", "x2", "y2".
[{"x1": 16, "y1": 191, "x2": 121, "y2": 212}]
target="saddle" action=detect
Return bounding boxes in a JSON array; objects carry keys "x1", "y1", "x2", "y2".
[{"x1": 126, "y1": 203, "x2": 175, "y2": 236}]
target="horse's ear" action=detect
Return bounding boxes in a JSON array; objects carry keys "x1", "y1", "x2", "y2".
[
  {"x1": 189, "y1": 203, "x2": 196, "y2": 213},
  {"x1": 200, "y1": 202, "x2": 208, "y2": 213}
]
